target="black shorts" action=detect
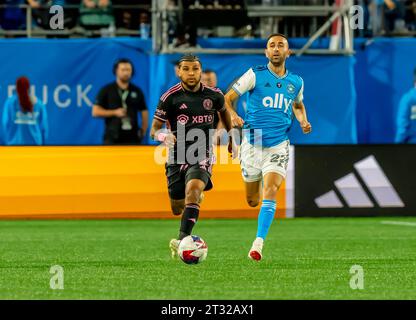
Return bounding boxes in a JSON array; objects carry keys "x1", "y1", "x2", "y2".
[{"x1": 165, "y1": 162, "x2": 213, "y2": 200}]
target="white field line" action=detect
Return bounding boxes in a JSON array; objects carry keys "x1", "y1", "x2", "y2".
[{"x1": 380, "y1": 221, "x2": 416, "y2": 227}]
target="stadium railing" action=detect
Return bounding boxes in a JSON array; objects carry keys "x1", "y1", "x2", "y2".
[
  {"x1": 0, "y1": 3, "x2": 151, "y2": 38},
  {"x1": 156, "y1": 0, "x2": 355, "y2": 55},
  {"x1": 1, "y1": 1, "x2": 414, "y2": 55}
]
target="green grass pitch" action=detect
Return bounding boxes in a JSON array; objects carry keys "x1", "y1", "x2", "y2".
[{"x1": 0, "y1": 217, "x2": 415, "y2": 299}]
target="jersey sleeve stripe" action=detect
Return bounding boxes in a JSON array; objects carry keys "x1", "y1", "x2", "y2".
[
  {"x1": 203, "y1": 85, "x2": 223, "y2": 94},
  {"x1": 160, "y1": 83, "x2": 181, "y2": 101},
  {"x1": 161, "y1": 87, "x2": 182, "y2": 102},
  {"x1": 160, "y1": 85, "x2": 180, "y2": 101},
  {"x1": 232, "y1": 84, "x2": 243, "y2": 96}
]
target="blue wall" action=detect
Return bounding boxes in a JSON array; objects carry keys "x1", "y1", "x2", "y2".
[
  {"x1": 0, "y1": 37, "x2": 414, "y2": 145},
  {"x1": 354, "y1": 38, "x2": 416, "y2": 143},
  {"x1": 148, "y1": 53, "x2": 357, "y2": 145},
  {"x1": 0, "y1": 38, "x2": 151, "y2": 145}
]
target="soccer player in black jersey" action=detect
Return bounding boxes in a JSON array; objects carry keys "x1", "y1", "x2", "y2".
[{"x1": 150, "y1": 54, "x2": 233, "y2": 258}]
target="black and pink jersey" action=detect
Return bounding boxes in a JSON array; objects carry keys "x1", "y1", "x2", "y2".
[{"x1": 154, "y1": 82, "x2": 225, "y2": 164}]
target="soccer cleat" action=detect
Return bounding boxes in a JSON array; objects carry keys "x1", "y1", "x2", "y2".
[
  {"x1": 248, "y1": 237, "x2": 264, "y2": 261},
  {"x1": 169, "y1": 239, "x2": 180, "y2": 259}
]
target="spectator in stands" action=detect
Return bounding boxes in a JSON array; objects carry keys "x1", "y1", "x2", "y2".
[
  {"x1": 0, "y1": 0, "x2": 26, "y2": 30},
  {"x1": 113, "y1": 0, "x2": 136, "y2": 30},
  {"x1": 26, "y1": 0, "x2": 80, "y2": 30},
  {"x1": 369, "y1": 0, "x2": 407, "y2": 34},
  {"x1": 2, "y1": 77, "x2": 48, "y2": 146},
  {"x1": 92, "y1": 58, "x2": 148, "y2": 145},
  {"x1": 395, "y1": 68, "x2": 416, "y2": 144},
  {"x1": 404, "y1": 0, "x2": 416, "y2": 30},
  {"x1": 79, "y1": 0, "x2": 114, "y2": 30},
  {"x1": 113, "y1": 0, "x2": 151, "y2": 31},
  {"x1": 383, "y1": 0, "x2": 406, "y2": 32},
  {"x1": 64, "y1": 0, "x2": 81, "y2": 29}
]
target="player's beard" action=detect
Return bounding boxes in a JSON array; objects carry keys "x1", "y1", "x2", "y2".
[
  {"x1": 182, "y1": 77, "x2": 201, "y2": 90},
  {"x1": 269, "y1": 55, "x2": 285, "y2": 67}
]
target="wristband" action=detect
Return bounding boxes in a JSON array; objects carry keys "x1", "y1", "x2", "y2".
[{"x1": 157, "y1": 132, "x2": 167, "y2": 142}]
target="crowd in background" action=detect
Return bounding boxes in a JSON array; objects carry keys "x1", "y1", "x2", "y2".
[
  {"x1": 0, "y1": 0, "x2": 415, "y2": 39},
  {"x1": 0, "y1": 0, "x2": 152, "y2": 32}
]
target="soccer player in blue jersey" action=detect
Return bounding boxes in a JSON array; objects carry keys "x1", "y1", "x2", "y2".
[
  {"x1": 395, "y1": 68, "x2": 416, "y2": 144},
  {"x1": 224, "y1": 34, "x2": 312, "y2": 261}
]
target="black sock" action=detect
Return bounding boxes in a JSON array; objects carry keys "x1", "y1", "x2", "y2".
[{"x1": 178, "y1": 203, "x2": 200, "y2": 240}]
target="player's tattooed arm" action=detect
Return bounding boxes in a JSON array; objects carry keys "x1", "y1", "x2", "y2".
[
  {"x1": 293, "y1": 101, "x2": 312, "y2": 134},
  {"x1": 224, "y1": 89, "x2": 244, "y2": 127},
  {"x1": 150, "y1": 118, "x2": 176, "y2": 147}
]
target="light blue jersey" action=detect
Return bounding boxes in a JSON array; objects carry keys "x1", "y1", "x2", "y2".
[
  {"x1": 1, "y1": 95, "x2": 48, "y2": 146},
  {"x1": 395, "y1": 87, "x2": 416, "y2": 144},
  {"x1": 232, "y1": 64, "x2": 304, "y2": 147}
]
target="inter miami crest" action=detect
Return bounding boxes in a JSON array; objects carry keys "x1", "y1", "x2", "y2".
[{"x1": 203, "y1": 99, "x2": 213, "y2": 110}]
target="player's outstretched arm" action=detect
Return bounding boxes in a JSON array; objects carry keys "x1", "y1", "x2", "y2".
[
  {"x1": 293, "y1": 101, "x2": 312, "y2": 134},
  {"x1": 150, "y1": 118, "x2": 163, "y2": 140},
  {"x1": 150, "y1": 118, "x2": 176, "y2": 147},
  {"x1": 224, "y1": 89, "x2": 244, "y2": 127}
]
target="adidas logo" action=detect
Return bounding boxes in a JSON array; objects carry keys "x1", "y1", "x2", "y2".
[
  {"x1": 265, "y1": 83, "x2": 271, "y2": 87},
  {"x1": 180, "y1": 104, "x2": 188, "y2": 110},
  {"x1": 315, "y1": 155, "x2": 404, "y2": 208}
]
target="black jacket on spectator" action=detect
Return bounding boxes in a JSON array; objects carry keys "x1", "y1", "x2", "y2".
[{"x1": 95, "y1": 82, "x2": 147, "y2": 145}]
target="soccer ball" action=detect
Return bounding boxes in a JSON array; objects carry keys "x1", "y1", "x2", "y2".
[{"x1": 178, "y1": 235, "x2": 208, "y2": 265}]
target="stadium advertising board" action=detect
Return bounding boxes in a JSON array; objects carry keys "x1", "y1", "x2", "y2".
[{"x1": 295, "y1": 145, "x2": 416, "y2": 217}]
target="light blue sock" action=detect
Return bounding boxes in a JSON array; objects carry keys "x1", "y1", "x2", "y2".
[{"x1": 256, "y1": 200, "x2": 277, "y2": 240}]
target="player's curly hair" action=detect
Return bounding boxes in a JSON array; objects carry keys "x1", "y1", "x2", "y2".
[{"x1": 178, "y1": 54, "x2": 202, "y2": 68}]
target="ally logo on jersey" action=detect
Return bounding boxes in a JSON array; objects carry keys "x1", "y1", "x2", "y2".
[
  {"x1": 232, "y1": 64, "x2": 304, "y2": 147},
  {"x1": 262, "y1": 93, "x2": 293, "y2": 113}
]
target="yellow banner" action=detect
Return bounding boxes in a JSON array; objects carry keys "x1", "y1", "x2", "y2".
[{"x1": 0, "y1": 146, "x2": 291, "y2": 219}]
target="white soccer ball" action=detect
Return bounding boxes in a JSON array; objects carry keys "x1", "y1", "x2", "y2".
[{"x1": 178, "y1": 235, "x2": 208, "y2": 265}]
